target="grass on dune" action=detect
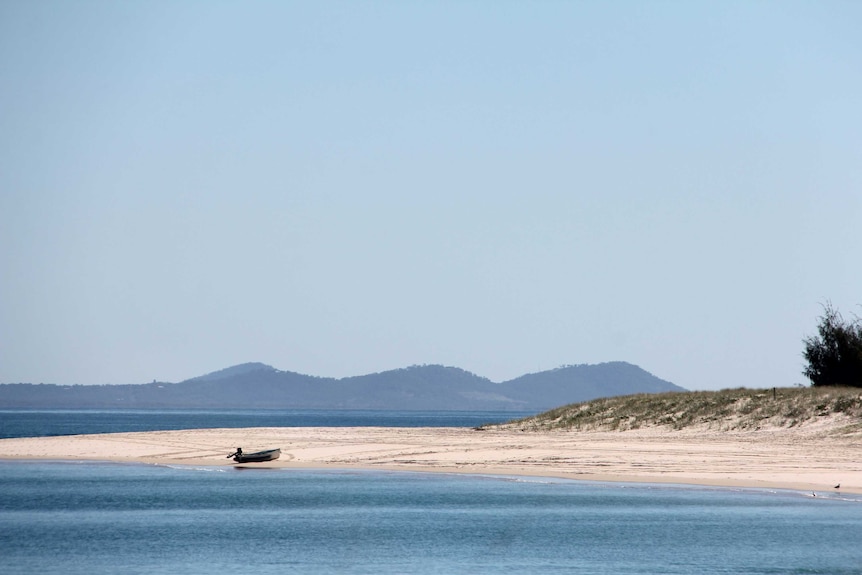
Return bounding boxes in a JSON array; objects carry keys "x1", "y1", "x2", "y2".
[{"x1": 490, "y1": 386, "x2": 862, "y2": 434}]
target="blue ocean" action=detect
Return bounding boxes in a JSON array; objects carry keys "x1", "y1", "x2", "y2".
[
  {"x1": 1, "y1": 410, "x2": 861, "y2": 574},
  {"x1": 0, "y1": 408, "x2": 533, "y2": 439}
]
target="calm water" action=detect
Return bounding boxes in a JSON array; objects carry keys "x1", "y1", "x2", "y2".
[
  {"x1": 0, "y1": 409, "x2": 534, "y2": 439},
  {"x1": 2, "y1": 411, "x2": 861, "y2": 573},
  {"x1": 1, "y1": 461, "x2": 861, "y2": 574}
]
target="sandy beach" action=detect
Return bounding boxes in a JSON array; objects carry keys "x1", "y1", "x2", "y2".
[{"x1": 2, "y1": 425, "x2": 860, "y2": 494}]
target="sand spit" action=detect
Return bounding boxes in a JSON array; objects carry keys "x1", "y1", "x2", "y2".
[{"x1": 1, "y1": 426, "x2": 860, "y2": 494}]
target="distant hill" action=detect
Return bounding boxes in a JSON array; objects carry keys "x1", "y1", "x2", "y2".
[{"x1": 0, "y1": 362, "x2": 684, "y2": 411}]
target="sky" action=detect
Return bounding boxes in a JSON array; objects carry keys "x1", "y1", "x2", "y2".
[{"x1": 1, "y1": 1, "x2": 859, "y2": 390}]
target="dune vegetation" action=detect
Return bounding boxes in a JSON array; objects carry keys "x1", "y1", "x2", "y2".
[{"x1": 490, "y1": 386, "x2": 862, "y2": 435}]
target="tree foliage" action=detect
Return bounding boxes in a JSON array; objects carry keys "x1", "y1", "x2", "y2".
[{"x1": 802, "y1": 303, "x2": 862, "y2": 388}]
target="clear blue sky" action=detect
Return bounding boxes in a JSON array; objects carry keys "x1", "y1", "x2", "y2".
[{"x1": 1, "y1": 1, "x2": 859, "y2": 390}]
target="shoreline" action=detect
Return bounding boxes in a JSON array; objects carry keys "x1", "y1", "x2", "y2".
[
  {"x1": 3, "y1": 459, "x2": 856, "y2": 500},
  {"x1": 1, "y1": 426, "x2": 860, "y2": 495}
]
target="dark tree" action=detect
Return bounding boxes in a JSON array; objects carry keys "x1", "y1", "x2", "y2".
[{"x1": 803, "y1": 303, "x2": 862, "y2": 388}]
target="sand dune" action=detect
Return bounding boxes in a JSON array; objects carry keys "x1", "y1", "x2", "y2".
[{"x1": 2, "y1": 425, "x2": 860, "y2": 494}]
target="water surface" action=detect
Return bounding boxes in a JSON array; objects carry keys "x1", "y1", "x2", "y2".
[
  {"x1": 0, "y1": 408, "x2": 532, "y2": 438},
  {"x1": 1, "y1": 461, "x2": 860, "y2": 574}
]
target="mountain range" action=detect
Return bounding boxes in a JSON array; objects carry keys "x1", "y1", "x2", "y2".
[{"x1": 0, "y1": 362, "x2": 684, "y2": 411}]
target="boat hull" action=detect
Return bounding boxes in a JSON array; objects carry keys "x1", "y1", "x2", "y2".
[{"x1": 233, "y1": 448, "x2": 281, "y2": 463}]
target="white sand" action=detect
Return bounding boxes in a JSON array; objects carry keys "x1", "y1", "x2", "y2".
[{"x1": 2, "y1": 426, "x2": 860, "y2": 494}]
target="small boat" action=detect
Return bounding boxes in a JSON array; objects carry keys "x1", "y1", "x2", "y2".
[{"x1": 227, "y1": 448, "x2": 281, "y2": 463}]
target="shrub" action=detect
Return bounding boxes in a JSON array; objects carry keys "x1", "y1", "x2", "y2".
[{"x1": 802, "y1": 303, "x2": 862, "y2": 388}]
